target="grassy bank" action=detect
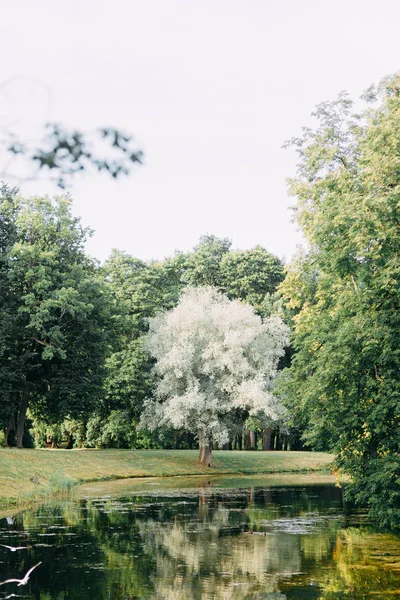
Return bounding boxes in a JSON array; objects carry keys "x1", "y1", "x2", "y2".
[{"x1": 0, "y1": 448, "x2": 334, "y2": 507}]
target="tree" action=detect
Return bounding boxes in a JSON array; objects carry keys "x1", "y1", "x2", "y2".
[
  {"x1": 182, "y1": 236, "x2": 285, "y2": 320},
  {"x1": 1, "y1": 191, "x2": 112, "y2": 446},
  {"x1": 0, "y1": 185, "x2": 22, "y2": 432},
  {"x1": 140, "y1": 287, "x2": 289, "y2": 465},
  {"x1": 182, "y1": 234, "x2": 232, "y2": 287},
  {"x1": 103, "y1": 249, "x2": 184, "y2": 339},
  {"x1": 85, "y1": 250, "x2": 185, "y2": 449},
  {"x1": 220, "y1": 246, "x2": 284, "y2": 315},
  {"x1": 280, "y1": 74, "x2": 400, "y2": 528}
]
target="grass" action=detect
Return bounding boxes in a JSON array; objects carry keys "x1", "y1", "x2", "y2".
[{"x1": 0, "y1": 448, "x2": 334, "y2": 508}]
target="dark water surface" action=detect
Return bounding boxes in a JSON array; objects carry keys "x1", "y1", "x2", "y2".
[{"x1": 1, "y1": 475, "x2": 400, "y2": 599}]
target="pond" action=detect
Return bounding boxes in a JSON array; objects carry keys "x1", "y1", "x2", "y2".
[{"x1": 0, "y1": 474, "x2": 400, "y2": 599}]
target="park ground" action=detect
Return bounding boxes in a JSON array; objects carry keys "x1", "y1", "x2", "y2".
[{"x1": 0, "y1": 449, "x2": 334, "y2": 509}]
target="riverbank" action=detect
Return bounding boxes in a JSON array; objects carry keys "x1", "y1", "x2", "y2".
[{"x1": 0, "y1": 448, "x2": 334, "y2": 508}]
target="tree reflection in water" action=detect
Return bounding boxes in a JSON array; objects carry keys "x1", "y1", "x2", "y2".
[{"x1": 0, "y1": 482, "x2": 399, "y2": 599}]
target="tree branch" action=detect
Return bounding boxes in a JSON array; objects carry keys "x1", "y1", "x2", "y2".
[{"x1": 31, "y1": 337, "x2": 50, "y2": 347}]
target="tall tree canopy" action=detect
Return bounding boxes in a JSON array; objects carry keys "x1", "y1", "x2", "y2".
[
  {"x1": 141, "y1": 287, "x2": 289, "y2": 465},
  {"x1": 280, "y1": 74, "x2": 400, "y2": 528},
  {"x1": 182, "y1": 234, "x2": 232, "y2": 287},
  {"x1": 0, "y1": 189, "x2": 112, "y2": 446},
  {"x1": 220, "y1": 245, "x2": 284, "y2": 316}
]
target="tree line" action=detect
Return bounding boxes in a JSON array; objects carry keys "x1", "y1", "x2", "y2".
[
  {"x1": 0, "y1": 196, "x2": 293, "y2": 454},
  {"x1": 1, "y1": 72, "x2": 400, "y2": 528}
]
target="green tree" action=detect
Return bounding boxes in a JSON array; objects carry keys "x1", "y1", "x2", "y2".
[
  {"x1": 103, "y1": 249, "x2": 184, "y2": 339},
  {"x1": 0, "y1": 185, "x2": 22, "y2": 432},
  {"x1": 280, "y1": 74, "x2": 400, "y2": 528},
  {"x1": 220, "y1": 246, "x2": 284, "y2": 316},
  {"x1": 182, "y1": 234, "x2": 231, "y2": 287},
  {"x1": 83, "y1": 250, "x2": 186, "y2": 449},
  {"x1": 1, "y1": 192, "x2": 112, "y2": 447}
]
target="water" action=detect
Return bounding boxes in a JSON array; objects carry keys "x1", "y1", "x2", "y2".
[{"x1": 0, "y1": 475, "x2": 400, "y2": 599}]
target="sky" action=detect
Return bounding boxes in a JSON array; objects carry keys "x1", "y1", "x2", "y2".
[{"x1": 0, "y1": 0, "x2": 399, "y2": 263}]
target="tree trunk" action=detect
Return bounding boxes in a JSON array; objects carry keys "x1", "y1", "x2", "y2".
[
  {"x1": 5, "y1": 411, "x2": 16, "y2": 447},
  {"x1": 245, "y1": 430, "x2": 256, "y2": 450},
  {"x1": 262, "y1": 427, "x2": 272, "y2": 451},
  {"x1": 16, "y1": 392, "x2": 29, "y2": 449},
  {"x1": 198, "y1": 433, "x2": 213, "y2": 466},
  {"x1": 262, "y1": 427, "x2": 271, "y2": 450}
]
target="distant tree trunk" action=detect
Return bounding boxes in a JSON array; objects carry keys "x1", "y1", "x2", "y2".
[
  {"x1": 198, "y1": 432, "x2": 213, "y2": 466},
  {"x1": 251, "y1": 430, "x2": 256, "y2": 448},
  {"x1": 262, "y1": 427, "x2": 271, "y2": 451},
  {"x1": 5, "y1": 411, "x2": 16, "y2": 447},
  {"x1": 235, "y1": 434, "x2": 242, "y2": 450},
  {"x1": 245, "y1": 430, "x2": 256, "y2": 450},
  {"x1": 16, "y1": 392, "x2": 29, "y2": 449}
]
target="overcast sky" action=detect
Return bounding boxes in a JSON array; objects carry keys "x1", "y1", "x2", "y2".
[{"x1": 1, "y1": 0, "x2": 399, "y2": 263}]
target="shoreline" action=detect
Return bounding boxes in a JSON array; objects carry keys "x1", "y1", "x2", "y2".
[{"x1": 0, "y1": 448, "x2": 334, "y2": 511}]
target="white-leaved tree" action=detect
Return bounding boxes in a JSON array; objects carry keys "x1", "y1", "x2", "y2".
[{"x1": 140, "y1": 287, "x2": 289, "y2": 466}]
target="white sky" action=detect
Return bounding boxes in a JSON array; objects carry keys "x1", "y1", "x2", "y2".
[{"x1": 1, "y1": 0, "x2": 399, "y2": 263}]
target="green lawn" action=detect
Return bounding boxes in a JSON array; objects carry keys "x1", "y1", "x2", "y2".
[{"x1": 0, "y1": 448, "x2": 334, "y2": 507}]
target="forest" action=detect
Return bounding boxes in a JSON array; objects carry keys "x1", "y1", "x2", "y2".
[{"x1": 1, "y1": 74, "x2": 400, "y2": 529}]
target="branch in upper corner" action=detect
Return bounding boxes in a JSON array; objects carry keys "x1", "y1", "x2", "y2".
[{"x1": 2, "y1": 123, "x2": 144, "y2": 188}]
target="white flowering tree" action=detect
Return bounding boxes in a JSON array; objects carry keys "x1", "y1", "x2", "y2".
[{"x1": 140, "y1": 287, "x2": 289, "y2": 466}]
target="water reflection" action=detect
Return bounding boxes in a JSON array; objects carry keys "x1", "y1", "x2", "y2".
[{"x1": 0, "y1": 480, "x2": 399, "y2": 599}]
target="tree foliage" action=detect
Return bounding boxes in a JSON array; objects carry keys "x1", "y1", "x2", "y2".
[
  {"x1": 182, "y1": 234, "x2": 232, "y2": 287},
  {"x1": 182, "y1": 235, "x2": 285, "y2": 314},
  {"x1": 1, "y1": 209, "x2": 287, "y2": 450},
  {"x1": 220, "y1": 245, "x2": 285, "y2": 317},
  {"x1": 3, "y1": 121, "x2": 143, "y2": 188},
  {"x1": 0, "y1": 188, "x2": 112, "y2": 446},
  {"x1": 141, "y1": 287, "x2": 289, "y2": 465},
  {"x1": 90, "y1": 240, "x2": 286, "y2": 451},
  {"x1": 280, "y1": 74, "x2": 400, "y2": 528}
]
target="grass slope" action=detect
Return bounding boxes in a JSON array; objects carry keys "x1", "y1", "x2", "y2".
[{"x1": 0, "y1": 449, "x2": 334, "y2": 506}]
